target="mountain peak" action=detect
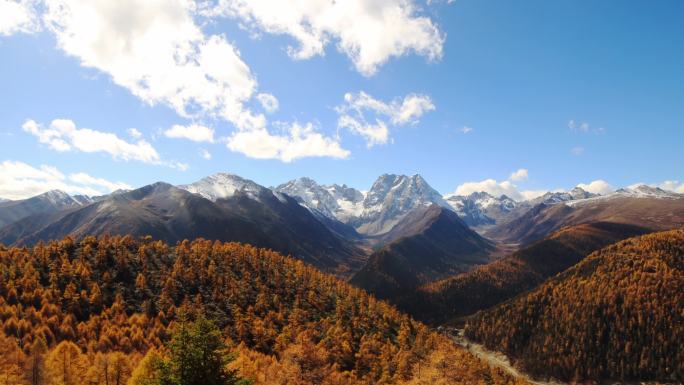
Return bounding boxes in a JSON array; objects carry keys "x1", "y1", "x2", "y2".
[
  {"x1": 356, "y1": 173, "x2": 449, "y2": 235},
  {"x1": 275, "y1": 177, "x2": 364, "y2": 221},
  {"x1": 180, "y1": 173, "x2": 266, "y2": 202},
  {"x1": 616, "y1": 184, "x2": 679, "y2": 198}
]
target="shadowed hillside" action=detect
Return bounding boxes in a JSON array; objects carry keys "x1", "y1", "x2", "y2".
[{"x1": 465, "y1": 229, "x2": 684, "y2": 382}]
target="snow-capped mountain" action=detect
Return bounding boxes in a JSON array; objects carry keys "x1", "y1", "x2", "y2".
[
  {"x1": 530, "y1": 187, "x2": 598, "y2": 206},
  {"x1": 445, "y1": 192, "x2": 519, "y2": 226},
  {"x1": 277, "y1": 174, "x2": 450, "y2": 236},
  {"x1": 615, "y1": 185, "x2": 681, "y2": 199},
  {"x1": 180, "y1": 172, "x2": 287, "y2": 203},
  {"x1": 274, "y1": 177, "x2": 365, "y2": 221},
  {"x1": 565, "y1": 185, "x2": 682, "y2": 207},
  {"x1": 0, "y1": 190, "x2": 91, "y2": 228},
  {"x1": 352, "y1": 174, "x2": 451, "y2": 235}
]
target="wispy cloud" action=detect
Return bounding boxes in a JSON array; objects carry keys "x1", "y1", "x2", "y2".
[
  {"x1": 227, "y1": 121, "x2": 349, "y2": 162},
  {"x1": 200, "y1": 149, "x2": 212, "y2": 160},
  {"x1": 460, "y1": 126, "x2": 473, "y2": 134},
  {"x1": 23, "y1": 119, "x2": 160, "y2": 163},
  {"x1": 568, "y1": 119, "x2": 606, "y2": 134},
  {"x1": 0, "y1": 160, "x2": 131, "y2": 200},
  {"x1": 336, "y1": 91, "x2": 435, "y2": 147}
]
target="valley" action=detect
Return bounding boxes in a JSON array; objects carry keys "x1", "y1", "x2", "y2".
[
  {"x1": 2, "y1": 2, "x2": 681, "y2": 384},
  {"x1": 0, "y1": 171, "x2": 682, "y2": 384}
]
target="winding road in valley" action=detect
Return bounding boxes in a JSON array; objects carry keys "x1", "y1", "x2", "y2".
[{"x1": 450, "y1": 329, "x2": 566, "y2": 385}]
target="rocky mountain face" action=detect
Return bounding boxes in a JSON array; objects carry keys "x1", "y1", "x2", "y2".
[
  {"x1": 0, "y1": 176, "x2": 365, "y2": 275},
  {"x1": 274, "y1": 177, "x2": 365, "y2": 222},
  {"x1": 351, "y1": 174, "x2": 452, "y2": 236},
  {"x1": 445, "y1": 192, "x2": 519, "y2": 227},
  {"x1": 278, "y1": 174, "x2": 452, "y2": 237},
  {"x1": 0, "y1": 190, "x2": 90, "y2": 228}
]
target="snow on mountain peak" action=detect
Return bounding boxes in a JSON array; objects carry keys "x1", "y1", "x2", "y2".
[
  {"x1": 38, "y1": 189, "x2": 88, "y2": 206},
  {"x1": 353, "y1": 174, "x2": 451, "y2": 235},
  {"x1": 180, "y1": 173, "x2": 267, "y2": 202},
  {"x1": 275, "y1": 177, "x2": 365, "y2": 221},
  {"x1": 444, "y1": 191, "x2": 520, "y2": 226},
  {"x1": 616, "y1": 185, "x2": 680, "y2": 198}
]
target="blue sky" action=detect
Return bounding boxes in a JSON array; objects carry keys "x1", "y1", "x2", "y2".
[{"x1": 1, "y1": 0, "x2": 683, "y2": 200}]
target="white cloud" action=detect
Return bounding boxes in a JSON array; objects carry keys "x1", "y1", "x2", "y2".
[
  {"x1": 657, "y1": 180, "x2": 684, "y2": 193},
  {"x1": 451, "y1": 168, "x2": 539, "y2": 201},
  {"x1": 460, "y1": 126, "x2": 473, "y2": 134},
  {"x1": 576, "y1": 180, "x2": 613, "y2": 195},
  {"x1": 0, "y1": 0, "x2": 40, "y2": 36},
  {"x1": 42, "y1": 0, "x2": 264, "y2": 132},
  {"x1": 170, "y1": 162, "x2": 189, "y2": 171},
  {"x1": 519, "y1": 190, "x2": 549, "y2": 200},
  {"x1": 23, "y1": 119, "x2": 160, "y2": 163},
  {"x1": 226, "y1": 121, "x2": 349, "y2": 162},
  {"x1": 0, "y1": 160, "x2": 131, "y2": 200},
  {"x1": 164, "y1": 124, "x2": 215, "y2": 143},
  {"x1": 628, "y1": 180, "x2": 684, "y2": 194},
  {"x1": 8, "y1": 1, "x2": 436, "y2": 162},
  {"x1": 568, "y1": 119, "x2": 605, "y2": 134},
  {"x1": 336, "y1": 91, "x2": 435, "y2": 147},
  {"x1": 571, "y1": 146, "x2": 584, "y2": 156},
  {"x1": 338, "y1": 115, "x2": 389, "y2": 147},
  {"x1": 127, "y1": 128, "x2": 142, "y2": 139},
  {"x1": 509, "y1": 168, "x2": 528, "y2": 182},
  {"x1": 206, "y1": 0, "x2": 444, "y2": 76},
  {"x1": 200, "y1": 148, "x2": 212, "y2": 160},
  {"x1": 256, "y1": 93, "x2": 279, "y2": 114},
  {"x1": 68, "y1": 172, "x2": 131, "y2": 192},
  {"x1": 453, "y1": 179, "x2": 525, "y2": 200}
]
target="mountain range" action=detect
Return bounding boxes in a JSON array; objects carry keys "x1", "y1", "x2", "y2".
[
  {"x1": 2, "y1": 171, "x2": 684, "y2": 383},
  {"x1": 2, "y1": 172, "x2": 683, "y2": 279}
]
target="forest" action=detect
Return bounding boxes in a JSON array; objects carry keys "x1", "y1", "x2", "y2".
[
  {"x1": 464, "y1": 229, "x2": 684, "y2": 382},
  {"x1": 415, "y1": 222, "x2": 648, "y2": 323},
  {"x1": 0, "y1": 235, "x2": 527, "y2": 385}
]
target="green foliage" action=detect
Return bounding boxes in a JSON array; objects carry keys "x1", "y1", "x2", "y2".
[{"x1": 160, "y1": 315, "x2": 246, "y2": 385}]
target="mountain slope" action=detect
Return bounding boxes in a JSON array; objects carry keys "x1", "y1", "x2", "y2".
[
  {"x1": 465, "y1": 229, "x2": 684, "y2": 382},
  {"x1": 350, "y1": 205, "x2": 494, "y2": 300},
  {"x1": 352, "y1": 174, "x2": 451, "y2": 236},
  {"x1": 0, "y1": 190, "x2": 89, "y2": 228},
  {"x1": 488, "y1": 188, "x2": 684, "y2": 244},
  {"x1": 274, "y1": 177, "x2": 365, "y2": 222},
  {"x1": 445, "y1": 192, "x2": 520, "y2": 227},
  {"x1": 0, "y1": 180, "x2": 363, "y2": 274},
  {"x1": 416, "y1": 222, "x2": 650, "y2": 323}
]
